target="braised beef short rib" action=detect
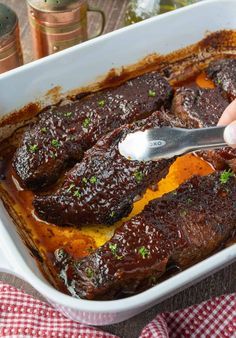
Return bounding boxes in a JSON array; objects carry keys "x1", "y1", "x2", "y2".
[
  {"x1": 171, "y1": 86, "x2": 236, "y2": 170},
  {"x1": 171, "y1": 87, "x2": 229, "y2": 128},
  {"x1": 54, "y1": 172, "x2": 236, "y2": 300},
  {"x1": 206, "y1": 58, "x2": 236, "y2": 100},
  {"x1": 33, "y1": 111, "x2": 180, "y2": 226},
  {"x1": 13, "y1": 72, "x2": 173, "y2": 190}
]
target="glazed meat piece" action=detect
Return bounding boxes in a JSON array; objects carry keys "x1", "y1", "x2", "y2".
[
  {"x1": 54, "y1": 171, "x2": 236, "y2": 300},
  {"x1": 13, "y1": 72, "x2": 173, "y2": 190},
  {"x1": 171, "y1": 87, "x2": 236, "y2": 170},
  {"x1": 34, "y1": 111, "x2": 181, "y2": 226},
  {"x1": 199, "y1": 148, "x2": 236, "y2": 171},
  {"x1": 171, "y1": 87, "x2": 229, "y2": 128},
  {"x1": 206, "y1": 58, "x2": 236, "y2": 100}
]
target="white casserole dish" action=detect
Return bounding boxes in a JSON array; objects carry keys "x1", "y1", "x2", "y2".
[{"x1": 0, "y1": 0, "x2": 236, "y2": 326}]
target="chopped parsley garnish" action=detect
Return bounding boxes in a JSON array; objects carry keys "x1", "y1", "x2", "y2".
[
  {"x1": 110, "y1": 211, "x2": 115, "y2": 218},
  {"x1": 73, "y1": 189, "x2": 81, "y2": 198},
  {"x1": 64, "y1": 111, "x2": 73, "y2": 117},
  {"x1": 49, "y1": 151, "x2": 57, "y2": 159},
  {"x1": 108, "y1": 243, "x2": 123, "y2": 260},
  {"x1": 149, "y1": 275, "x2": 157, "y2": 284},
  {"x1": 90, "y1": 176, "x2": 97, "y2": 184},
  {"x1": 138, "y1": 246, "x2": 150, "y2": 259},
  {"x1": 41, "y1": 127, "x2": 47, "y2": 133},
  {"x1": 148, "y1": 89, "x2": 156, "y2": 97},
  {"x1": 98, "y1": 100, "x2": 105, "y2": 107},
  {"x1": 67, "y1": 184, "x2": 75, "y2": 192},
  {"x1": 134, "y1": 171, "x2": 143, "y2": 183},
  {"x1": 220, "y1": 170, "x2": 234, "y2": 184},
  {"x1": 180, "y1": 210, "x2": 187, "y2": 217},
  {"x1": 109, "y1": 243, "x2": 117, "y2": 255},
  {"x1": 29, "y1": 144, "x2": 38, "y2": 153},
  {"x1": 82, "y1": 177, "x2": 88, "y2": 184},
  {"x1": 51, "y1": 139, "x2": 60, "y2": 148},
  {"x1": 82, "y1": 118, "x2": 91, "y2": 129},
  {"x1": 85, "y1": 267, "x2": 94, "y2": 279},
  {"x1": 217, "y1": 79, "x2": 222, "y2": 84}
]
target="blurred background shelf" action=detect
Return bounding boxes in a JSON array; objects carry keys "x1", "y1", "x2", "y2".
[{"x1": 2, "y1": 0, "x2": 129, "y2": 64}]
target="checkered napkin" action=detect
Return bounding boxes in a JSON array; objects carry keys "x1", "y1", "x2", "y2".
[
  {"x1": 140, "y1": 293, "x2": 236, "y2": 338},
  {"x1": 0, "y1": 282, "x2": 235, "y2": 338}
]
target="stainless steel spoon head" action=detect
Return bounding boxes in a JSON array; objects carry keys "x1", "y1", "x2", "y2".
[{"x1": 118, "y1": 126, "x2": 227, "y2": 161}]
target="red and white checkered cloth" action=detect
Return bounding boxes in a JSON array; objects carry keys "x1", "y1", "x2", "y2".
[{"x1": 0, "y1": 282, "x2": 235, "y2": 338}]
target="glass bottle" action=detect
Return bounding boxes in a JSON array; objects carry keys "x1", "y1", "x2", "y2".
[{"x1": 124, "y1": 0, "x2": 199, "y2": 25}]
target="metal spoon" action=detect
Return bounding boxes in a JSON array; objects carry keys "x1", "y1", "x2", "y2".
[{"x1": 118, "y1": 126, "x2": 227, "y2": 161}]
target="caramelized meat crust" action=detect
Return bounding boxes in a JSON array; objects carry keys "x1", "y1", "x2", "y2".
[
  {"x1": 206, "y1": 58, "x2": 236, "y2": 100},
  {"x1": 171, "y1": 86, "x2": 236, "y2": 170},
  {"x1": 33, "y1": 111, "x2": 178, "y2": 226},
  {"x1": 171, "y1": 87, "x2": 229, "y2": 128},
  {"x1": 199, "y1": 147, "x2": 236, "y2": 171},
  {"x1": 13, "y1": 72, "x2": 173, "y2": 190},
  {"x1": 54, "y1": 172, "x2": 236, "y2": 300}
]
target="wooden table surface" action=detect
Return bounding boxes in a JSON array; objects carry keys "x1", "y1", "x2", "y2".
[{"x1": 1, "y1": 1, "x2": 236, "y2": 337}]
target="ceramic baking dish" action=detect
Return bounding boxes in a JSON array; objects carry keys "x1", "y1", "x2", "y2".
[{"x1": 0, "y1": 0, "x2": 236, "y2": 326}]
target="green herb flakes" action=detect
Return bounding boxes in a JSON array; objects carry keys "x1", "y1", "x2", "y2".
[
  {"x1": 109, "y1": 243, "x2": 117, "y2": 255},
  {"x1": 41, "y1": 127, "x2": 47, "y2": 133},
  {"x1": 148, "y1": 89, "x2": 156, "y2": 97},
  {"x1": 98, "y1": 100, "x2": 105, "y2": 107},
  {"x1": 73, "y1": 190, "x2": 81, "y2": 198},
  {"x1": 82, "y1": 118, "x2": 91, "y2": 129},
  {"x1": 110, "y1": 211, "x2": 115, "y2": 218},
  {"x1": 217, "y1": 79, "x2": 222, "y2": 85},
  {"x1": 90, "y1": 176, "x2": 97, "y2": 184},
  {"x1": 67, "y1": 184, "x2": 75, "y2": 193},
  {"x1": 149, "y1": 275, "x2": 157, "y2": 284},
  {"x1": 49, "y1": 151, "x2": 57, "y2": 159},
  {"x1": 109, "y1": 243, "x2": 123, "y2": 260},
  {"x1": 29, "y1": 144, "x2": 38, "y2": 153},
  {"x1": 220, "y1": 170, "x2": 234, "y2": 184},
  {"x1": 134, "y1": 171, "x2": 143, "y2": 183},
  {"x1": 180, "y1": 210, "x2": 187, "y2": 217},
  {"x1": 138, "y1": 246, "x2": 150, "y2": 259},
  {"x1": 51, "y1": 139, "x2": 60, "y2": 148},
  {"x1": 82, "y1": 177, "x2": 88, "y2": 184},
  {"x1": 85, "y1": 267, "x2": 94, "y2": 279},
  {"x1": 64, "y1": 111, "x2": 73, "y2": 117}
]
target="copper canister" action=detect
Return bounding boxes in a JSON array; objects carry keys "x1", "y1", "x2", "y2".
[
  {"x1": 0, "y1": 4, "x2": 23, "y2": 74},
  {"x1": 27, "y1": 0, "x2": 105, "y2": 59}
]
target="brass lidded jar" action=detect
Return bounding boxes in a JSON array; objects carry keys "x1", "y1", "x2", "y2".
[
  {"x1": 0, "y1": 4, "x2": 23, "y2": 74},
  {"x1": 27, "y1": 0, "x2": 105, "y2": 59}
]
